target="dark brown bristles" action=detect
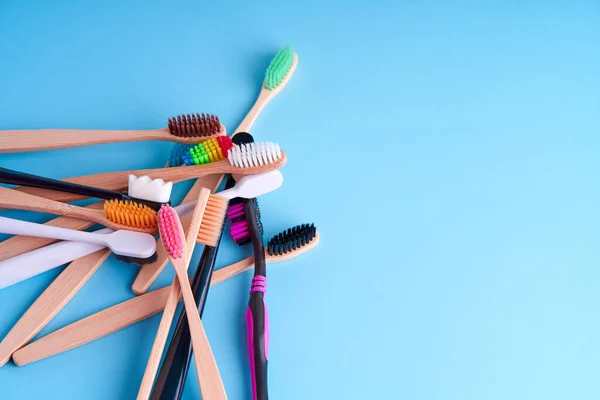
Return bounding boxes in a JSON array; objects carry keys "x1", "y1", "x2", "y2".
[{"x1": 167, "y1": 113, "x2": 221, "y2": 137}]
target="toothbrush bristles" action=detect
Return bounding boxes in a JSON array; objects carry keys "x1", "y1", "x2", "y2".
[
  {"x1": 227, "y1": 141, "x2": 282, "y2": 168},
  {"x1": 158, "y1": 205, "x2": 185, "y2": 259}
]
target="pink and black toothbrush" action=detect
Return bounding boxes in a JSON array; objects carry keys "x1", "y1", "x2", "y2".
[{"x1": 243, "y1": 199, "x2": 269, "y2": 400}]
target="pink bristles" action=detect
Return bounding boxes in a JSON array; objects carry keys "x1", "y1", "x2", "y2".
[
  {"x1": 230, "y1": 220, "x2": 250, "y2": 242},
  {"x1": 158, "y1": 205, "x2": 184, "y2": 259},
  {"x1": 227, "y1": 203, "x2": 245, "y2": 221}
]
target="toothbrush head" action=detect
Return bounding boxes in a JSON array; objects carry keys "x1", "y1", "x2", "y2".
[
  {"x1": 227, "y1": 198, "x2": 263, "y2": 246},
  {"x1": 167, "y1": 113, "x2": 224, "y2": 138},
  {"x1": 197, "y1": 194, "x2": 229, "y2": 247},
  {"x1": 103, "y1": 200, "x2": 157, "y2": 230},
  {"x1": 264, "y1": 45, "x2": 295, "y2": 91},
  {"x1": 227, "y1": 142, "x2": 282, "y2": 168},
  {"x1": 267, "y1": 223, "x2": 317, "y2": 256},
  {"x1": 157, "y1": 205, "x2": 185, "y2": 259}
]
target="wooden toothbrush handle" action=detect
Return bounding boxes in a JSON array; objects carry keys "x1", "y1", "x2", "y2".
[
  {"x1": 11, "y1": 256, "x2": 259, "y2": 366},
  {"x1": 0, "y1": 129, "x2": 178, "y2": 153},
  {"x1": 0, "y1": 202, "x2": 103, "y2": 262},
  {"x1": 0, "y1": 186, "x2": 103, "y2": 224},
  {"x1": 136, "y1": 278, "x2": 182, "y2": 400},
  {"x1": 235, "y1": 88, "x2": 275, "y2": 134},
  {"x1": 0, "y1": 248, "x2": 110, "y2": 366},
  {"x1": 174, "y1": 263, "x2": 227, "y2": 400}
]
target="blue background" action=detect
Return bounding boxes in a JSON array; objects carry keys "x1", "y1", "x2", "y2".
[{"x1": 0, "y1": 1, "x2": 599, "y2": 399}]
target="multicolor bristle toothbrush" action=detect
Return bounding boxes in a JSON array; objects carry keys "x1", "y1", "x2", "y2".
[
  {"x1": 0, "y1": 113, "x2": 226, "y2": 153},
  {"x1": 11, "y1": 138, "x2": 285, "y2": 203},
  {"x1": 0, "y1": 167, "x2": 169, "y2": 211},
  {"x1": 138, "y1": 195, "x2": 227, "y2": 400},
  {"x1": 11, "y1": 224, "x2": 319, "y2": 367},
  {"x1": 0, "y1": 186, "x2": 157, "y2": 233}
]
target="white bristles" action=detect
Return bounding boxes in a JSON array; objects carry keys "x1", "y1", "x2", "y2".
[{"x1": 227, "y1": 142, "x2": 282, "y2": 168}]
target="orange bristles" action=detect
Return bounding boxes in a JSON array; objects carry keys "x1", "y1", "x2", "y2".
[
  {"x1": 197, "y1": 194, "x2": 228, "y2": 247},
  {"x1": 104, "y1": 200, "x2": 157, "y2": 230}
]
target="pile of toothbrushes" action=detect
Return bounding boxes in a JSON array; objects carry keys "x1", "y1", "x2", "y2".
[{"x1": 0, "y1": 44, "x2": 319, "y2": 400}]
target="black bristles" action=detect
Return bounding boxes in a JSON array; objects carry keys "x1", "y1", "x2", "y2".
[
  {"x1": 252, "y1": 198, "x2": 264, "y2": 236},
  {"x1": 114, "y1": 250, "x2": 159, "y2": 266},
  {"x1": 266, "y1": 223, "x2": 316, "y2": 256}
]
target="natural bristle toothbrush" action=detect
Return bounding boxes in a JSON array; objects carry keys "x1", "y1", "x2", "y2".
[
  {"x1": 12, "y1": 141, "x2": 286, "y2": 203},
  {"x1": 0, "y1": 167, "x2": 169, "y2": 211},
  {"x1": 0, "y1": 216, "x2": 156, "y2": 258},
  {"x1": 236, "y1": 45, "x2": 298, "y2": 134},
  {"x1": 0, "y1": 186, "x2": 157, "y2": 233},
  {"x1": 11, "y1": 224, "x2": 319, "y2": 367},
  {"x1": 138, "y1": 196, "x2": 227, "y2": 400},
  {"x1": 0, "y1": 113, "x2": 226, "y2": 153}
]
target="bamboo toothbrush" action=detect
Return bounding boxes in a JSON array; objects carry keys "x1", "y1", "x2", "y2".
[
  {"x1": 12, "y1": 225, "x2": 319, "y2": 366},
  {"x1": 0, "y1": 113, "x2": 226, "y2": 153},
  {"x1": 131, "y1": 170, "x2": 283, "y2": 294},
  {"x1": 11, "y1": 139, "x2": 286, "y2": 203},
  {"x1": 138, "y1": 195, "x2": 227, "y2": 400},
  {"x1": 0, "y1": 186, "x2": 157, "y2": 233},
  {"x1": 0, "y1": 167, "x2": 170, "y2": 210},
  {"x1": 236, "y1": 45, "x2": 298, "y2": 134},
  {"x1": 0, "y1": 216, "x2": 156, "y2": 258}
]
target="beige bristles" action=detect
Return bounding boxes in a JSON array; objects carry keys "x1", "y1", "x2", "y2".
[
  {"x1": 197, "y1": 194, "x2": 228, "y2": 247},
  {"x1": 103, "y1": 200, "x2": 157, "y2": 229}
]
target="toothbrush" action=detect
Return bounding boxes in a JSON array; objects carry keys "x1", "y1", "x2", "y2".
[
  {"x1": 0, "y1": 168, "x2": 170, "y2": 210},
  {"x1": 138, "y1": 198, "x2": 227, "y2": 400},
  {"x1": 234, "y1": 199, "x2": 269, "y2": 400},
  {"x1": 236, "y1": 45, "x2": 297, "y2": 135},
  {"x1": 0, "y1": 192, "x2": 228, "y2": 367},
  {"x1": 131, "y1": 170, "x2": 283, "y2": 294},
  {"x1": 0, "y1": 186, "x2": 157, "y2": 233},
  {"x1": 12, "y1": 224, "x2": 319, "y2": 367},
  {"x1": 0, "y1": 113, "x2": 226, "y2": 153},
  {"x1": 0, "y1": 216, "x2": 156, "y2": 258},
  {"x1": 11, "y1": 139, "x2": 286, "y2": 203}
]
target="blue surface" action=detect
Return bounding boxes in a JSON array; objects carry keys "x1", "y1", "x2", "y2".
[{"x1": 0, "y1": 1, "x2": 599, "y2": 399}]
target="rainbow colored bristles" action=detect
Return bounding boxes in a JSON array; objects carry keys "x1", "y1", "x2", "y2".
[
  {"x1": 183, "y1": 136, "x2": 233, "y2": 166},
  {"x1": 158, "y1": 205, "x2": 184, "y2": 259}
]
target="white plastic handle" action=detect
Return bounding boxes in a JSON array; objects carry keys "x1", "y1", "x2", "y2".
[
  {"x1": 0, "y1": 229, "x2": 110, "y2": 290},
  {"x1": 0, "y1": 216, "x2": 108, "y2": 245}
]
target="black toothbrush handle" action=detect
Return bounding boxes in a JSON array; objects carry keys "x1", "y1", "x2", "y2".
[
  {"x1": 0, "y1": 167, "x2": 164, "y2": 210},
  {"x1": 244, "y1": 198, "x2": 269, "y2": 400}
]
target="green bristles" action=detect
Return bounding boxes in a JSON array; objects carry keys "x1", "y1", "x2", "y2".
[
  {"x1": 264, "y1": 44, "x2": 295, "y2": 91},
  {"x1": 189, "y1": 144, "x2": 211, "y2": 165}
]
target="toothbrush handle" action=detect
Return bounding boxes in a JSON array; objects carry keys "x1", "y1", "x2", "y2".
[
  {"x1": 247, "y1": 277, "x2": 269, "y2": 400},
  {"x1": 0, "y1": 167, "x2": 126, "y2": 202},
  {"x1": 150, "y1": 245, "x2": 218, "y2": 400},
  {"x1": 0, "y1": 216, "x2": 104, "y2": 245}
]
